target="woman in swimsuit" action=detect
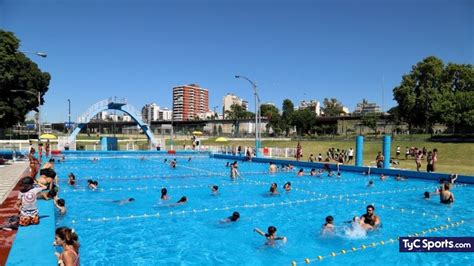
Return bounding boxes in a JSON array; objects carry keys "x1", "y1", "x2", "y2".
[{"x1": 54, "y1": 227, "x2": 80, "y2": 266}]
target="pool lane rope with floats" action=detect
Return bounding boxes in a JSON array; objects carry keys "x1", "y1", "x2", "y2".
[
  {"x1": 291, "y1": 219, "x2": 469, "y2": 265},
  {"x1": 60, "y1": 181, "x2": 268, "y2": 193},
  {"x1": 69, "y1": 184, "x2": 450, "y2": 224}
]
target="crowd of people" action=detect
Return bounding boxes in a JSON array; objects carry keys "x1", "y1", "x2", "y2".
[{"x1": 5, "y1": 142, "x2": 460, "y2": 264}]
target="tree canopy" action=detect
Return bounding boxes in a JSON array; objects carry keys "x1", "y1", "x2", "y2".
[
  {"x1": 393, "y1": 56, "x2": 473, "y2": 133},
  {"x1": 0, "y1": 30, "x2": 51, "y2": 128},
  {"x1": 321, "y1": 98, "x2": 344, "y2": 116}
]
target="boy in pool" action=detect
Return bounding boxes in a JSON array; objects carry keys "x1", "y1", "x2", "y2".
[
  {"x1": 322, "y1": 216, "x2": 334, "y2": 234},
  {"x1": 87, "y1": 180, "x2": 98, "y2": 190},
  {"x1": 254, "y1": 226, "x2": 287, "y2": 244},
  {"x1": 209, "y1": 185, "x2": 219, "y2": 194},
  {"x1": 54, "y1": 198, "x2": 67, "y2": 215},
  {"x1": 221, "y1": 212, "x2": 240, "y2": 223},
  {"x1": 283, "y1": 182, "x2": 291, "y2": 192}
]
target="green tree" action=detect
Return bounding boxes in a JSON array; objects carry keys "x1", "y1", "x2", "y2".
[
  {"x1": 281, "y1": 99, "x2": 294, "y2": 136},
  {"x1": 321, "y1": 98, "x2": 343, "y2": 116},
  {"x1": 393, "y1": 56, "x2": 444, "y2": 133},
  {"x1": 291, "y1": 108, "x2": 315, "y2": 135},
  {"x1": 361, "y1": 113, "x2": 378, "y2": 135},
  {"x1": 260, "y1": 103, "x2": 282, "y2": 135},
  {"x1": 393, "y1": 56, "x2": 473, "y2": 133},
  {"x1": 0, "y1": 30, "x2": 51, "y2": 131},
  {"x1": 225, "y1": 104, "x2": 254, "y2": 136}
]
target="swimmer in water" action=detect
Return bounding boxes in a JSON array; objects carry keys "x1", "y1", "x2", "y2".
[
  {"x1": 161, "y1": 188, "x2": 169, "y2": 200},
  {"x1": 359, "y1": 205, "x2": 380, "y2": 231},
  {"x1": 188, "y1": 157, "x2": 192, "y2": 162},
  {"x1": 310, "y1": 168, "x2": 316, "y2": 176},
  {"x1": 209, "y1": 185, "x2": 219, "y2": 194},
  {"x1": 112, "y1": 198, "x2": 135, "y2": 205},
  {"x1": 68, "y1": 173, "x2": 76, "y2": 186},
  {"x1": 322, "y1": 215, "x2": 335, "y2": 234},
  {"x1": 423, "y1": 191, "x2": 431, "y2": 199},
  {"x1": 367, "y1": 180, "x2": 374, "y2": 187},
  {"x1": 283, "y1": 182, "x2": 291, "y2": 192},
  {"x1": 380, "y1": 174, "x2": 387, "y2": 181},
  {"x1": 269, "y1": 162, "x2": 277, "y2": 173},
  {"x1": 297, "y1": 168, "x2": 304, "y2": 176},
  {"x1": 254, "y1": 226, "x2": 287, "y2": 244},
  {"x1": 87, "y1": 180, "x2": 98, "y2": 190},
  {"x1": 220, "y1": 211, "x2": 240, "y2": 223},
  {"x1": 269, "y1": 183, "x2": 278, "y2": 195},
  {"x1": 395, "y1": 174, "x2": 407, "y2": 181}
]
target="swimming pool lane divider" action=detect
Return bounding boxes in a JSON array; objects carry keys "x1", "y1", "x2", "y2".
[
  {"x1": 68, "y1": 183, "x2": 459, "y2": 224},
  {"x1": 290, "y1": 219, "x2": 467, "y2": 265},
  {"x1": 60, "y1": 180, "x2": 269, "y2": 193}
]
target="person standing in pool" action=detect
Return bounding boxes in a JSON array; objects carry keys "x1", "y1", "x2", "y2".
[
  {"x1": 322, "y1": 216, "x2": 335, "y2": 234},
  {"x1": 254, "y1": 226, "x2": 287, "y2": 244},
  {"x1": 269, "y1": 183, "x2": 278, "y2": 195},
  {"x1": 440, "y1": 183, "x2": 454, "y2": 204},
  {"x1": 359, "y1": 205, "x2": 380, "y2": 231},
  {"x1": 161, "y1": 188, "x2": 169, "y2": 200},
  {"x1": 269, "y1": 162, "x2": 277, "y2": 173},
  {"x1": 230, "y1": 161, "x2": 240, "y2": 180}
]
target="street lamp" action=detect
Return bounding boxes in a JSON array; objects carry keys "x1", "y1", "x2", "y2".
[
  {"x1": 68, "y1": 99, "x2": 71, "y2": 133},
  {"x1": 235, "y1": 75, "x2": 261, "y2": 157},
  {"x1": 11, "y1": 90, "x2": 42, "y2": 138}
]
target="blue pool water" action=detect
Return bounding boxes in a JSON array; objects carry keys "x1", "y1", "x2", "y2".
[{"x1": 53, "y1": 153, "x2": 473, "y2": 265}]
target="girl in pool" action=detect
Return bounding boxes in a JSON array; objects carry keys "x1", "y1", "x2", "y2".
[
  {"x1": 269, "y1": 183, "x2": 278, "y2": 195},
  {"x1": 254, "y1": 226, "x2": 287, "y2": 245},
  {"x1": 283, "y1": 182, "x2": 291, "y2": 192},
  {"x1": 54, "y1": 227, "x2": 80, "y2": 266},
  {"x1": 68, "y1": 173, "x2": 76, "y2": 186}
]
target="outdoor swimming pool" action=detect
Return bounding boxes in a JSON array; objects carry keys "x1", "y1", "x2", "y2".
[{"x1": 53, "y1": 152, "x2": 473, "y2": 265}]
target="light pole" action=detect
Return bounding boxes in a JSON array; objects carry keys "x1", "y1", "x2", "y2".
[
  {"x1": 235, "y1": 75, "x2": 261, "y2": 157},
  {"x1": 68, "y1": 99, "x2": 71, "y2": 133},
  {"x1": 11, "y1": 90, "x2": 42, "y2": 138}
]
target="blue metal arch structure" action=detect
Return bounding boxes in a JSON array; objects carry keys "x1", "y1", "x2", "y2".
[{"x1": 68, "y1": 97, "x2": 157, "y2": 147}]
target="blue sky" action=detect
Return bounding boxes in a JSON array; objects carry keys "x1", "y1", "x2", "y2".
[{"x1": 1, "y1": 0, "x2": 472, "y2": 123}]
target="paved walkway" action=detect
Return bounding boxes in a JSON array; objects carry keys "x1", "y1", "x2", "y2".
[{"x1": 0, "y1": 161, "x2": 29, "y2": 205}]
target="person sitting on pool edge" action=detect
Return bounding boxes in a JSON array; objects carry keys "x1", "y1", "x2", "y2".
[
  {"x1": 254, "y1": 226, "x2": 287, "y2": 244},
  {"x1": 221, "y1": 211, "x2": 240, "y2": 223},
  {"x1": 440, "y1": 182, "x2": 454, "y2": 204},
  {"x1": 359, "y1": 205, "x2": 380, "y2": 231},
  {"x1": 161, "y1": 188, "x2": 169, "y2": 200}
]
